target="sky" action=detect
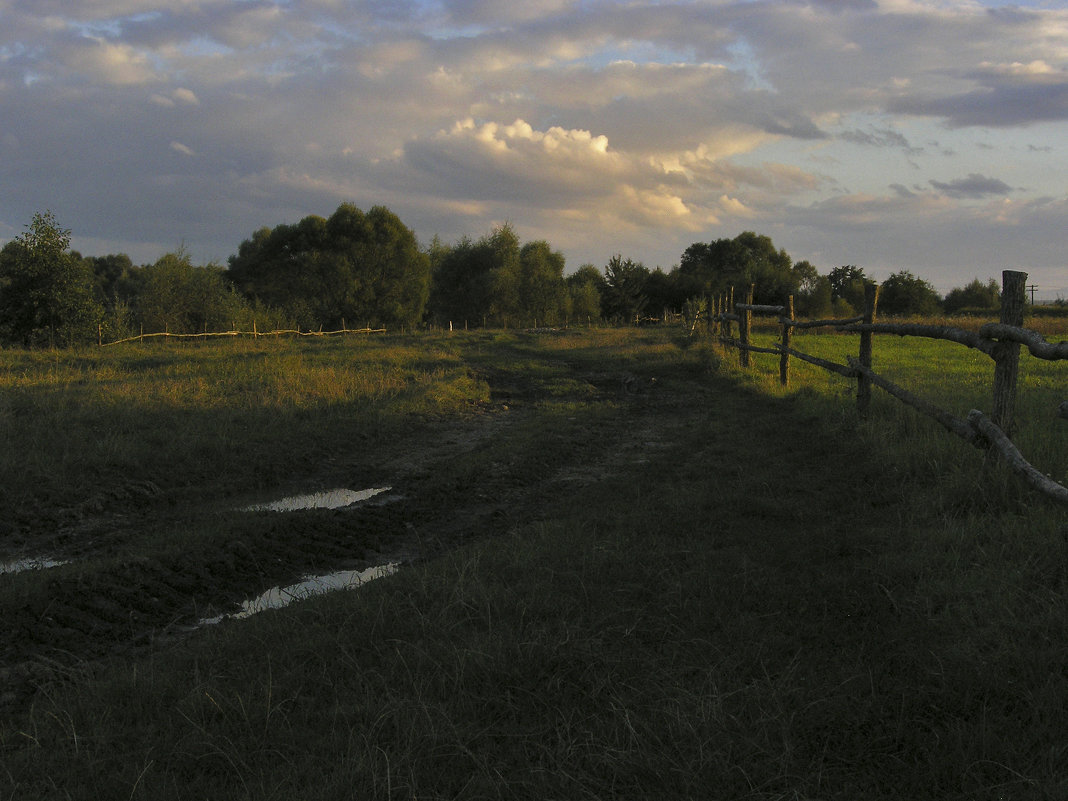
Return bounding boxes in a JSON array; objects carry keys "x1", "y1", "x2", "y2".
[{"x1": 2, "y1": 0, "x2": 1067, "y2": 297}]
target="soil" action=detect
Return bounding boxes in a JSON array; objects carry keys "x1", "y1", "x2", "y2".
[{"x1": 0, "y1": 366, "x2": 694, "y2": 713}]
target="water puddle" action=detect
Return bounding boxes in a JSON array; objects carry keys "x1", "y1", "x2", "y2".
[
  {"x1": 245, "y1": 486, "x2": 392, "y2": 512},
  {"x1": 200, "y1": 562, "x2": 399, "y2": 625},
  {"x1": 0, "y1": 556, "x2": 69, "y2": 574}
]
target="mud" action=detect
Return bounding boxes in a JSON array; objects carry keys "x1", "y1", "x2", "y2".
[{"x1": 0, "y1": 365, "x2": 693, "y2": 713}]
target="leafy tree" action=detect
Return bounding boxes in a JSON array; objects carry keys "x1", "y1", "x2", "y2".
[
  {"x1": 0, "y1": 211, "x2": 102, "y2": 347},
  {"x1": 84, "y1": 253, "x2": 141, "y2": 307},
  {"x1": 827, "y1": 265, "x2": 869, "y2": 315},
  {"x1": 428, "y1": 236, "x2": 491, "y2": 327},
  {"x1": 877, "y1": 270, "x2": 942, "y2": 317},
  {"x1": 644, "y1": 268, "x2": 684, "y2": 320},
  {"x1": 796, "y1": 275, "x2": 833, "y2": 318},
  {"x1": 518, "y1": 240, "x2": 568, "y2": 326},
  {"x1": 228, "y1": 203, "x2": 430, "y2": 329},
  {"x1": 678, "y1": 232, "x2": 799, "y2": 304},
  {"x1": 485, "y1": 224, "x2": 523, "y2": 326},
  {"x1": 138, "y1": 250, "x2": 248, "y2": 334},
  {"x1": 427, "y1": 224, "x2": 523, "y2": 327},
  {"x1": 566, "y1": 264, "x2": 604, "y2": 323},
  {"x1": 943, "y1": 277, "x2": 1000, "y2": 314},
  {"x1": 83, "y1": 253, "x2": 145, "y2": 341},
  {"x1": 602, "y1": 255, "x2": 650, "y2": 323}
]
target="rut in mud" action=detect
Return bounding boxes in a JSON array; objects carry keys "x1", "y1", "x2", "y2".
[{"x1": 0, "y1": 365, "x2": 698, "y2": 711}]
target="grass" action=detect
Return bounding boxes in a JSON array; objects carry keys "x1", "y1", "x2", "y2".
[
  {"x1": 2, "y1": 325, "x2": 1067, "y2": 799},
  {"x1": 0, "y1": 335, "x2": 489, "y2": 518}
]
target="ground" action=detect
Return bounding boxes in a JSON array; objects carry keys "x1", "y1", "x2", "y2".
[{"x1": 0, "y1": 353, "x2": 695, "y2": 712}]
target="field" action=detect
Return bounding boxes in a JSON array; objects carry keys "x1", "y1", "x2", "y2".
[{"x1": 1, "y1": 326, "x2": 1066, "y2": 800}]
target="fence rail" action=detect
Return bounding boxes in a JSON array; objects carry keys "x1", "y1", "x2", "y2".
[
  {"x1": 101, "y1": 324, "x2": 385, "y2": 347},
  {"x1": 709, "y1": 270, "x2": 1068, "y2": 507}
]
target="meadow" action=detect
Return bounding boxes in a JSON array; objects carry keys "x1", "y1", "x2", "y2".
[{"x1": 0, "y1": 323, "x2": 1065, "y2": 800}]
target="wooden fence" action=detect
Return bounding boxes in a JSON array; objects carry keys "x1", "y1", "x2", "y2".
[
  {"x1": 101, "y1": 322, "x2": 385, "y2": 346},
  {"x1": 711, "y1": 270, "x2": 1068, "y2": 506}
]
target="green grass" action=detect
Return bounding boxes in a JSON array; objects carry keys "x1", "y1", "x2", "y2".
[
  {"x1": 0, "y1": 335, "x2": 489, "y2": 517},
  {"x1": 2, "y1": 326, "x2": 1067, "y2": 799}
]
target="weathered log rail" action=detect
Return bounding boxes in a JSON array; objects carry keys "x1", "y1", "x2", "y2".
[{"x1": 710, "y1": 270, "x2": 1068, "y2": 507}]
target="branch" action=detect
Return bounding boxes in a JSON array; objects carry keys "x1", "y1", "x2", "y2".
[
  {"x1": 848, "y1": 357, "x2": 979, "y2": 443},
  {"x1": 784, "y1": 347, "x2": 857, "y2": 378},
  {"x1": 783, "y1": 315, "x2": 864, "y2": 329},
  {"x1": 978, "y1": 323, "x2": 1068, "y2": 361},
  {"x1": 967, "y1": 410, "x2": 1068, "y2": 505},
  {"x1": 841, "y1": 322, "x2": 997, "y2": 356},
  {"x1": 735, "y1": 304, "x2": 785, "y2": 314}
]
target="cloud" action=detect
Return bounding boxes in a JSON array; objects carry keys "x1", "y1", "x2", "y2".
[
  {"x1": 0, "y1": 0, "x2": 1067, "y2": 282},
  {"x1": 839, "y1": 127, "x2": 919, "y2": 153},
  {"x1": 170, "y1": 141, "x2": 196, "y2": 157},
  {"x1": 929, "y1": 173, "x2": 1014, "y2": 199},
  {"x1": 61, "y1": 36, "x2": 158, "y2": 85}
]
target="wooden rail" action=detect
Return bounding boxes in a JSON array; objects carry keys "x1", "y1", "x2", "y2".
[
  {"x1": 102, "y1": 324, "x2": 385, "y2": 346},
  {"x1": 710, "y1": 270, "x2": 1068, "y2": 507}
]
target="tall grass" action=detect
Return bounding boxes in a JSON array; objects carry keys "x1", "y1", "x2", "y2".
[
  {"x1": 2, "y1": 326, "x2": 1066, "y2": 800},
  {"x1": 0, "y1": 335, "x2": 490, "y2": 516}
]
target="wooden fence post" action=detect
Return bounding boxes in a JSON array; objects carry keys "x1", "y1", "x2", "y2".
[
  {"x1": 739, "y1": 285, "x2": 754, "y2": 367},
  {"x1": 724, "y1": 288, "x2": 734, "y2": 343},
  {"x1": 857, "y1": 281, "x2": 880, "y2": 412},
  {"x1": 992, "y1": 270, "x2": 1028, "y2": 434},
  {"x1": 780, "y1": 295, "x2": 794, "y2": 386}
]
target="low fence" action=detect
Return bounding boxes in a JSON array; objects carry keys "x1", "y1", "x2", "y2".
[
  {"x1": 710, "y1": 270, "x2": 1068, "y2": 506},
  {"x1": 101, "y1": 322, "x2": 385, "y2": 346}
]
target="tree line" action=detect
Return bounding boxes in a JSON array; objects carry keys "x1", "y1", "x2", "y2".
[{"x1": 0, "y1": 206, "x2": 1006, "y2": 348}]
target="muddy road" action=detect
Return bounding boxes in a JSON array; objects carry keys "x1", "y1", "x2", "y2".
[{"x1": 0, "y1": 363, "x2": 703, "y2": 712}]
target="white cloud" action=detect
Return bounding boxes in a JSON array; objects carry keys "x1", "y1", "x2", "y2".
[
  {"x1": 62, "y1": 37, "x2": 157, "y2": 85},
  {"x1": 0, "y1": 0, "x2": 1066, "y2": 287}
]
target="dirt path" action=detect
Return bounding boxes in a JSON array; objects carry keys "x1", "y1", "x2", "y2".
[{"x1": 1, "y1": 365, "x2": 697, "y2": 712}]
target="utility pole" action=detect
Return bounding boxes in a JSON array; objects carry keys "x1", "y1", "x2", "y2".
[{"x1": 1027, "y1": 284, "x2": 1038, "y2": 304}]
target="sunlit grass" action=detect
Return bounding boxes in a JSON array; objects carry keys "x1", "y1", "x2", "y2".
[
  {"x1": 4, "y1": 325, "x2": 1066, "y2": 799},
  {"x1": 0, "y1": 336, "x2": 488, "y2": 513}
]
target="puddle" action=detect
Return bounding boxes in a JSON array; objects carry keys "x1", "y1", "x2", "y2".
[
  {"x1": 200, "y1": 562, "x2": 399, "y2": 625},
  {"x1": 245, "y1": 486, "x2": 392, "y2": 512},
  {"x1": 0, "y1": 557, "x2": 69, "y2": 574}
]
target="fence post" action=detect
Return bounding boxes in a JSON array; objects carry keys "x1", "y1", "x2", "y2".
[
  {"x1": 723, "y1": 288, "x2": 734, "y2": 343},
  {"x1": 739, "y1": 285, "x2": 754, "y2": 367},
  {"x1": 780, "y1": 295, "x2": 793, "y2": 386},
  {"x1": 857, "y1": 282, "x2": 880, "y2": 413},
  {"x1": 992, "y1": 270, "x2": 1028, "y2": 434}
]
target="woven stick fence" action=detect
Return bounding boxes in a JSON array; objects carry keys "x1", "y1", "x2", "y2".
[
  {"x1": 101, "y1": 321, "x2": 385, "y2": 347},
  {"x1": 711, "y1": 270, "x2": 1068, "y2": 506}
]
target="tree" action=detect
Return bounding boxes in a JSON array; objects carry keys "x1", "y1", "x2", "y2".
[
  {"x1": 827, "y1": 265, "x2": 869, "y2": 315},
  {"x1": 518, "y1": 240, "x2": 568, "y2": 326},
  {"x1": 943, "y1": 277, "x2": 1000, "y2": 314},
  {"x1": 228, "y1": 203, "x2": 430, "y2": 329},
  {"x1": 83, "y1": 253, "x2": 145, "y2": 341},
  {"x1": 0, "y1": 211, "x2": 102, "y2": 347},
  {"x1": 427, "y1": 223, "x2": 522, "y2": 327},
  {"x1": 602, "y1": 255, "x2": 650, "y2": 323},
  {"x1": 877, "y1": 270, "x2": 941, "y2": 317},
  {"x1": 138, "y1": 250, "x2": 248, "y2": 334},
  {"x1": 796, "y1": 275, "x2": 833, "y2": 318},
  {"x1": 566, "y1": 264, "x2": 604, "y2": 323},
  {"x1": 678, "y1": 232, "x2": 799, "y2": 304},
  {"x1": 644, "y1": 268, "x2": 683, "y2": 320}
]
